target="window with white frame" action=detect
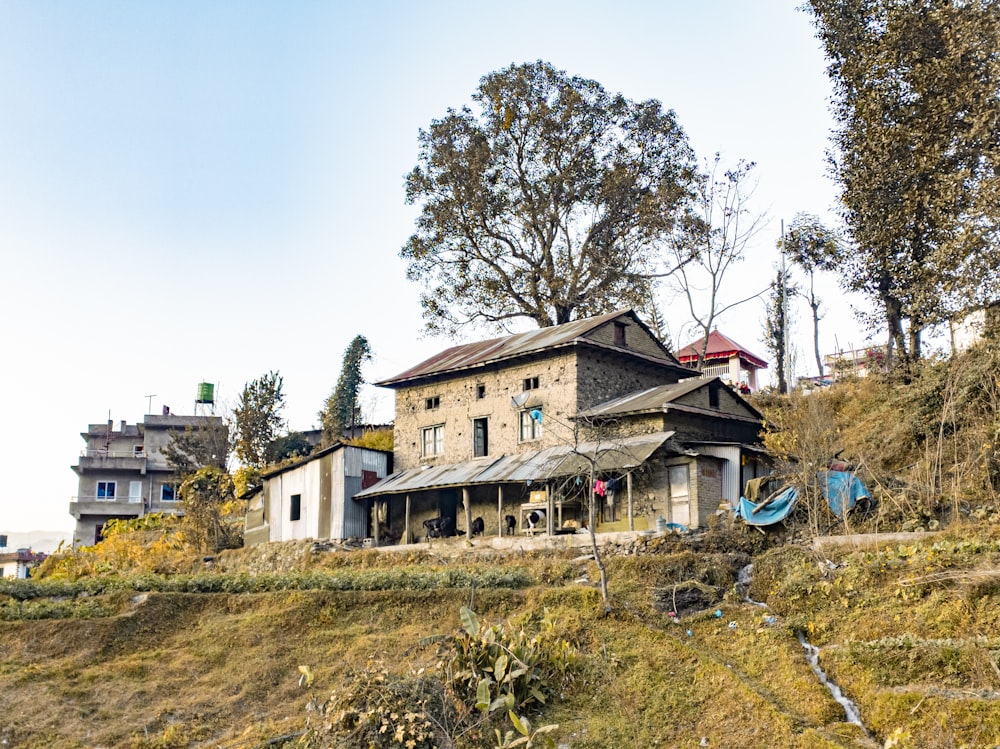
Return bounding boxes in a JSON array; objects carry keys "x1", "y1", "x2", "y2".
[
  {"x1": 161, "y1": 483, "x2": 177, "y2": 502},
  {"x1": 96, "y1": 481, "x2": 116, "y2": 500},
  {"x1": 421, "y1": 424, "x2": 445, "y2": 456},
  {"x1": 519, "y1": 408, "x2": 542, "y2": 441},
  {"x1": 128, "y1": 481, "x2": 143, "y2": 503}
]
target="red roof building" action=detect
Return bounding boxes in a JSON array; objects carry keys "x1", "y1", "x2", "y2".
[{"x1": 675, "y1": 330, "x2": 768, "y2": 392}]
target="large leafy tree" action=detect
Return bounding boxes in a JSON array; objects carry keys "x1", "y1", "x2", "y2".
[
  {"x1": 807, "y1": 0, "x2": 1000, "y2": 366},
  {"x1": 232, "y1": 371, "x2": 286, "y2": 469},
  {"x1": 319, "y1": 335, "x2": 373, "y2": 445},
  {"x1": 402, "y1": 60, "x2": 699, "y2": 334},
  {"x1": 783, "y1": 213, "x2": 840, "y2": 377}
]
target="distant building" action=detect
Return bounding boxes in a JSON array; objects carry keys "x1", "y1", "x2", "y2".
[
  {"x1": 675, "y1": 330, "x2": 768, "y2": 393},
  {"x1": 70, "y1": 413, "x2": 226, "y2": 546},
  {"x1": 949, "y1": 301, "x2": 1000, "y2": 354},
  {"x1": 823, "y1": 346, "x2": 888, "y2": 380},
  {"x1": 0, "y1": 547, "x2": 46, "y2": 579}
]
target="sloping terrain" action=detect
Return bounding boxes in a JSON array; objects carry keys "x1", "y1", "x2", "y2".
[{"x1": 3, "y1": 526, "x2": 999, "y2": 749}]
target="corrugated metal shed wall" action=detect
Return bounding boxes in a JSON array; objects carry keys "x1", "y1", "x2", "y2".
[
  {"x1": 337, "y1": 447, "x2": 388, "y2": 539},
  {"x1": 697, "y1": 445, "x2": 741, "y2": 503}
]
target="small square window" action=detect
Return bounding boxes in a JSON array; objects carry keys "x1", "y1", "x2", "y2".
[
  {"x1": 476, "y1": 384, "x2": 486, "y2": 399},
  {"x1": 425, "y1": 396, "x2": 440, "y2": 410},
  {"x1": 161, "y1": 484, "x2": 176, "y2": 502},
  {"x1": 96, "y1": 481, "x2": 116, "y2": 500},
  {"x1": 523, "y1": 376, "x2": 539, "y2": 391},
  {"x1": 290, "y1": 494, "x2": 302, "y2": 521}
]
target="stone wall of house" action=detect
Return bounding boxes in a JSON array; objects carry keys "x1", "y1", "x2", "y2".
[
  {"x1": 695, "y1": 458, "x2": 724, "y2": 526},
  {"x1": 575, "y1": 347, "x2": 683, "y2": 411},
  {"x1": 582, "y1": 317, "x2": 672, "y2": 361},
  {"x1": 392, "y1": 352, "x2": 582, "y2": 470}
]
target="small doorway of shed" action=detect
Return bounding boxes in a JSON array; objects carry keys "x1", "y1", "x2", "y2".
[{"x1": 667, "y1": 464, "x2": 691, "y2": 526}]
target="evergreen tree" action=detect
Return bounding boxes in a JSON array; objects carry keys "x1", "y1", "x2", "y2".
[{"x1": 320, "y1": 336, "x2": 373, "y2": 445}]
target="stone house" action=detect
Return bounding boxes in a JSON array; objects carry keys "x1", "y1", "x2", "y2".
[
  {"x1": 356, "y1": 310, "x2": 766, "y2": 542},
  {"x1": 243, "y1": 443, "x2": 391, "y2": 545},
  {"x1": 70, "y1": 413, "x2": 226, "y2": 546}
]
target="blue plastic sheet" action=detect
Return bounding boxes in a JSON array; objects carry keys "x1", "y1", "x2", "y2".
[
  {"x1": 735, "y1": 485, "x2": 798, "y2": 526},
  {"x1": 818, "y1": 471, "x2": 870, "y2": 517}
]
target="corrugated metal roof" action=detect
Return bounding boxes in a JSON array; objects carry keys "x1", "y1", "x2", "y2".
[
  {"x1": 376, "y1": 309, "x2": 684, "y2": 387},
  {"x1": 578, "y1": 379, "x2": 707, "y2": 417},
  {"x1": 580, "y1": 378, "x2": 763, "y2": 421},
  {"x1": 354, "y1": 432, "x2": 675, "y2": 498}
]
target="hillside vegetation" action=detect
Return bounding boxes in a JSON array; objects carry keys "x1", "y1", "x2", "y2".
[{"x1": 3, "y1": 343, "x2": 1000, "y2": 749}]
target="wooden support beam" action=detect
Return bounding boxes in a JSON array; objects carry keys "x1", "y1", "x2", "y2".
[
  {"x1": 404, "y1": 494, "x2": 411, "y2": 545},
  {"x1": 463, "y1": 487, "x2": 472, "y2": 542},
  {"x1": 627, "y1": 472, "x2": 634, "y2": 531},
  {"x1": 497, "y1": 485, "x2": 503, "y2": 538}
]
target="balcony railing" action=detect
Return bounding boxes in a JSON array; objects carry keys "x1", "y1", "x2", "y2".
[
  {"x1": 72, "y1": 495, "x2": 144, "y2": 504},
  {"x1": 80, "y1": 449, "x2": 145, "y2": 459}
]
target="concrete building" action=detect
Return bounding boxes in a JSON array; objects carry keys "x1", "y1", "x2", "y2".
[
  {"x1": 70, "y1": 413, "x2": 226, "y2": 546},
  {"x1": 357, "y1": 310, "x2": 766, "y2": 541},
  {"x1": 675, "y1": 330, "x2": 768, "y2": 393},
  {"x1": 0, "y1": 543, "x2": 46, "y2": 579}
]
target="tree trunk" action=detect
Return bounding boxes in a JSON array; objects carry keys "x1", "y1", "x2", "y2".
[
  {"x1": 587, "y1": 468, "x2": 611, "y2": 614},
  {"x1": 809, "y1": 272, "x2": 823, "y2": 377}
]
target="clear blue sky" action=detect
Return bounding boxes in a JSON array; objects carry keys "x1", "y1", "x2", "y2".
[{"x1": 0, "y1": 1, "x2": 874, "y2": 535}]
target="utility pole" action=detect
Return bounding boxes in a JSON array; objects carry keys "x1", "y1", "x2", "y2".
[{"x1": 780, "y1": 220, "x2": 791, "y2": 392}]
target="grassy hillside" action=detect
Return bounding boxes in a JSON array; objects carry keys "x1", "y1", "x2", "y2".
[
  {"x1": 3, "y1": 523, "x2": 1000, "y2": 749},
  {"x1": 6, "y1": 347, "x2": 1000, "y2": 748}
]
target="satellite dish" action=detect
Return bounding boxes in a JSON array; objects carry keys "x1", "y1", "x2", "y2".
[{"x1": 511, "y1": 392, "x2": 530, "y2": 408}]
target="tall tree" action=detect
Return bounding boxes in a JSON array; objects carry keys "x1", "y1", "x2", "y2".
[
  {"x1": 319, "y1": 335, "x2": 373, "y2": 445},
  {"x1": 162, "y1": 420, "x2": 230, "y2": 477},
  {"x1": 668, "y1": 154, "x2": 769, "y2": 366},
  {"x1": 783, "y1": 213, "x2": 841, "y2": 377},
  {"x1": 232, "y1": 371, "x2": 286, "y2": 469},
  {"x1": 401, "y1": 60, "x2": 699, "y2": 334},
  {"x1": 808, "y1": 0, "x2": 1000, "y2": 366},
  {"x1": 763, "y1": 267, "x2": 798, "y2": 394}
]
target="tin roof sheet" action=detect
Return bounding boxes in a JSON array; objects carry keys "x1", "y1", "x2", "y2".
[
  {"x1": 376, "y1": 310, "x2": 683, "y2": 387},
  {"x1": 354, "y1": 432, "x2": 675, "y2": 498},
  {"x1": 578, "y1": 379, "x2": 707, "y2": 417}
]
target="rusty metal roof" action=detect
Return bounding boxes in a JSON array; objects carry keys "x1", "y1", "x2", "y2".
[
  {"x1": 354, "y1": 432, "x2": 675, "y2": 498},
  {"x1": 376, "y1": 310, "x2": 684, "y2": 387},
  {"x1": 579, "y1": 379, "x2": 708, "y2": 417},
  {"x1": 579, "y1": 378, "x2": 762, "y2": 421}
]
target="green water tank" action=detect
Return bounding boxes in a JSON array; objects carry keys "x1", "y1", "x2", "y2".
[{"x1": 196, "y1": 382, "x2": 215, "y2": 404}]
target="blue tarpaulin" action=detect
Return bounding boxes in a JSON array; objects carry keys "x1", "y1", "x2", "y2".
[
  {"x1": 819, "y1": 471, "x2": 870, "y2": 517},
  {"x1": 735, "y1": 485, "x2": 798, "y2": 526}
]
